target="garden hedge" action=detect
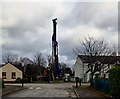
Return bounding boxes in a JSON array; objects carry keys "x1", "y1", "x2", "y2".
[{"x1": 109, "y1": 66, "x2": 120, "y2": 97}]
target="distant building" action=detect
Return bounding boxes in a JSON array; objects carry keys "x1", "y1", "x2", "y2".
[
  {"x1": 0, "y1": 63, "x2": 23, "y2": 82},
  {"x1": 20, "y1": 57, "x2": 34, "y2": 66},
  {"x1": 74, "y1": 55, "x2": 120, "y2": 82}
]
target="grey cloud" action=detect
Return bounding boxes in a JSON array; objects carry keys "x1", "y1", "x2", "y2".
[
  {"x1": 94, "y1": 12, "x2": 117, "y2": 33},
  {"x1": 60, "y1": 3, "x2": 99, "y2": 28},
  {"x1": 2, "y1": 2, "x2": 55, "y2": 38},
  {"x1": 1, "y1": 2, "x2": 118, "y2": 65},
  {"x1": 59, "y1": 38, "x2": 75, "y2": 61},
  {"x1": 61, "y1": 2, "x2": 117, "y2": 33},
  {"x1": 2, "y1": 35, "x2": 51, "y2": 57},
  {"x1": 2, "y1": 2, "x2": 54, "y2": 58},
  {"x1": 2, "y1": 16, "x2": 53, "y2": 38}
]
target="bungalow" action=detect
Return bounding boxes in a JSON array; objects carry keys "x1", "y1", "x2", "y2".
[
  {"x1": 0, "y1": 63, "x2": 23, "y2": 82},
  {"x1": 74, "y1": 55, "x2": 120, "y2": 82}
]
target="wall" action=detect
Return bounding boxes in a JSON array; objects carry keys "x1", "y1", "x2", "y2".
[
  {"x1": 74, "y1": 57, "x2": 83, "y2": 79},
  {"x1": 83, "y1": 63, "x2": 91, "y2": 82},
  {"x1": 100, "y1": 64, "x2": 113, "y2": 78}
]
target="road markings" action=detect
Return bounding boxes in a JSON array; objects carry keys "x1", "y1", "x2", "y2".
[
  {"x1": 36, "y1": 87, "x2": 42, "y2": 89},
  {"x1": 29, "y1": 87, "x2": 33, "y2": 89},
  {"x1": 29, "y1": 87, "x2": 42, "y2": 90}
]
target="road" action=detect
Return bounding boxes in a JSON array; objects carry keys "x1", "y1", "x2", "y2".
[{"x1": 3, "y1": 83, "x2": 77, "y2": 98}]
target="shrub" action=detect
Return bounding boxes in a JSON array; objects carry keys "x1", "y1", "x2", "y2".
[
  {"x1": 16, "y1": 77, "x2": 29, "y2": 83},
  {"x1": 109, "y1": 66, "x2": 120, "y2": 97},
  {"x1": 15, "y1": 77, "x2": 22, "y2": 83}
]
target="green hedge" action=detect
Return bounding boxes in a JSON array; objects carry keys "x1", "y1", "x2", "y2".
[
  {"x1": 109, "y1": 66, "x2": 120, "y2": 97},
  {"x1": 15, "y1": 77, "x2": 29, "y2": 83}
]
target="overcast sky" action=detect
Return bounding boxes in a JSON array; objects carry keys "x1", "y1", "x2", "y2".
[{"x1": 0, "y1": 0, "x2": 119, "y2": 66}]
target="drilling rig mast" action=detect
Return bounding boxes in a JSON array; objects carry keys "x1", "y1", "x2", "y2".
[{"x1": 51, "y1": 18, "x2": 60, "y2": 80}]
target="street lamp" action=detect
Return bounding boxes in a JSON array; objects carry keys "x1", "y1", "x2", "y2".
[{"x1": 22, "y1": 62, "x2": 26, "y2": 87}]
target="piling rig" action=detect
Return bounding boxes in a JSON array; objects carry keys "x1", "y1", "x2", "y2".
[{"x1": 51, "y1": 18, "x2": 61, "y2": 80}]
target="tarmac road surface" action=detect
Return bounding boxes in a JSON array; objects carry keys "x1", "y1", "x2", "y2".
[{"x1": 3, "y1": 83, "x2": 77, "y2": 99}]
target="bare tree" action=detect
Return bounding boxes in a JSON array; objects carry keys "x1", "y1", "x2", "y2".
[
  {"x1": 73, "y1": 36, "x2": 112, "y2": 85},
  {"x1": 47, "y1": 54, "x2": 52, "y2": 67},
  {"x1": 34, "y1": 52, "x2": 46, "y2": 67},
  {"x1": 110, "y1": 44, "x2": 118, "y2": 56},
  {"x1": 73, "y1": 36, "x2": 111, "y2": 56},
  {"x1": 2, "y1": 51, "x2": 18, "y2": 64},
  {"x1": 34, "y1": 52, "x2": 47, "y2": 76}
]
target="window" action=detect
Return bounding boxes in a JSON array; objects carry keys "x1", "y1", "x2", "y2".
[
  {"x1": 2, "y1": 72, "x2": 6, "y2": 79},
  {"x1": 11, "y1": 72, "x2": 16, "y2": 79}
]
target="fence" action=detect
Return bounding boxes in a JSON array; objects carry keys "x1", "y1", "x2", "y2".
[{"x1": 93, "y1": 79, "x2": 110, "y2": 94}]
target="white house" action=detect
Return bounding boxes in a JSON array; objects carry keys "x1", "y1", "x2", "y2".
[
  {"x1": 74, "y1": 55, "x2": 120, "y2": 82},
  {"x1": 0, "y1": 63, "x2": 23, "y2": 82}
]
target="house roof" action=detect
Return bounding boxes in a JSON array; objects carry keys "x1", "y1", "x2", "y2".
[
  {"x1": 1, "y1": 62, "x2": 23, "y2": 71},
  {"x1": 78, "y1": 55, "x2": 120, "y2": 64}
]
